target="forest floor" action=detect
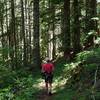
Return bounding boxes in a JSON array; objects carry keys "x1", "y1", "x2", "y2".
[
  {"x1": 36, "y1": 89, "x2": 53, "y2": 100},
  {"x1": 1, "y1": 48, "x2": 100, "y2": 100},
  {"x1": 32, "y1": 50, "x2": 100, "y2": 100},
  {"x1": 0, "y1": 59, "x2": 76, "y2": 100},
  {"x1": 32, "y1": 77, "x2": 74, "y2": 100},
  {"x1": 31, "y1": 60, "x2": 77, "y2": 100},
  {"x1": 32, "y1": 75, "x2": 77, "y2": 100}
]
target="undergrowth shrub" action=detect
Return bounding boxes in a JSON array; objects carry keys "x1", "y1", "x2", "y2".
[
  {"x1": 75, "y1": 48, "x2": 100, "y2": 65},
  {"x1": 0, "y1": 57, "x2": 39, "y2": 100}
]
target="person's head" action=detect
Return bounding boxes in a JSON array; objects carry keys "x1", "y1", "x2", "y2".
[
  {"x1": 45, "y1": 57, "x2": 50, "y2": 63},
  {"x1": 47, "y1": 59, "x2": 51, "y2": 63}
]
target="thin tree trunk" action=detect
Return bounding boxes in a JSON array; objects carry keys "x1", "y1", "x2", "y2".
[
  {"x1": 1, "y1": 16, "x2": 4, "y2": 61},
  {"x1": 85, "y1": 0, "x2": 90, "y2": 33},
  {"x1": 0, "y1": 0, "x2": 4, "y2": 60},
  {"x1": 21, "y1": 0, "x2": 26, "y2": 65},
  {"x1": 52, "y1": 8, "x2": 56, "y2": 60},
  {"x1": 6, "y1": 0, "x2": 9, "y2": 60},
  {"x1": 28, "y1": 5, "x2": 32, "y2": 63},
  {"x1": 47, "y1": 0, "x2": 51, "y2": 59},
  {"x1": 11, "y1": 0, "x2": 16, "y2": 68},
  {"x1": 25, "y1": 0, "x2": 28, "y2": 64}
]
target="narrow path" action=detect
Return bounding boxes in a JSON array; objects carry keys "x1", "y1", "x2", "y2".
[
  {"x1": 32, "y1": 77, "x2": 67, "y2": 100},
  {"x1": 36, "y1": 90, "x2": 53, "y2": 100},
  {"x1": 32, "y1": 80, "x2": 54, "y2": 100}
]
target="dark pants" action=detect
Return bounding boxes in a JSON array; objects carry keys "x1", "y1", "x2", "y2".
[{"x1": 43, "y1": 72, "x2": 53, "y2": 83}]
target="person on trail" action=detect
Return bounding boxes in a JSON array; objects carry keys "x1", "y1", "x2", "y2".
[{"x1": 41, "y1": 59, "x2": 54, "y2": 95}]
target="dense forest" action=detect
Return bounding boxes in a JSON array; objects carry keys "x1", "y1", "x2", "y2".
[{"x1": 0, "y1": 0, "x2": 100, "y2": 100}]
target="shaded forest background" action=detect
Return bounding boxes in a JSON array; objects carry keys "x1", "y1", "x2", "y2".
[
  {"x1": 0, "y1": 0, "x2": 99, "y2": 68},
  {"x1": 0, "y1": 0, "x2": 100, "y2": 100}
]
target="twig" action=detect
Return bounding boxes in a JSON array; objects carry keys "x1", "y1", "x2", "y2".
[{"x1": 91, "y1": 65, "x2": 98, "y2": 100}]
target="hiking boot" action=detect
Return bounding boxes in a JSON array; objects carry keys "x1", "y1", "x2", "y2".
[{"x1": 48, "y1": 91, "x2": 52, "y2": 96}]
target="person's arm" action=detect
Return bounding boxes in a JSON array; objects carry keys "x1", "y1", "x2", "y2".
[
  {"x1": 41, "y1": 64, "x2": 45, "y2": 73},
  {"x1": 51, "y1": 63, "x2": 54, "y2": 72}
]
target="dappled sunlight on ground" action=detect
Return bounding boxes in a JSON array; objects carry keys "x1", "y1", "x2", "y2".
[
  {"x1": 32, "y1": 78, "x2": 43, "y2": 89},
  {"x1": 32, "y1": 77, "x2": 69, "y2": 100},
  {"x1": 53, "y1": 77, "x2": 68, "y2": 93},
  {"x1": 32, "y1": 76, "x2": 68, "y2": 93}
]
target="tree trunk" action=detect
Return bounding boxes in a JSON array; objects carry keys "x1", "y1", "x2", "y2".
[
  {"x1": 28, "y1": 4, "x2": 32, "y2": 63},
  {"x1": 21, "y1": 0, "x2": 26, "y2": 65},
  {"x1": 10, "y1": 0, "x2": 16, "y2": 68},
  {"x1": 0, "y1": 1, "x2": 5, "y2": 60},
  {"x1": 86, "y1": 0, "x2": 97, "y2": 32},
  {"x1": 52, "y1": 5, "x2": 56, "y2": 60},
  {"x1": 6, "y1": 0, "x2": 9, "y2": 60},
  {"x1": 33, "y1": 0, "x2": 41, "y2": 68},
  {"x1": 62, "y1": 0, "x2": 71, "y2": 57},
  {"x1": 85, "y1": 0, "x2": 97, "y2": 47},
  {"x1": 73, "y1": 0, "x2": 81, "y2": 54},
  {"x1": 25, "y1": 0, "x2": 28, "y2": 64}
]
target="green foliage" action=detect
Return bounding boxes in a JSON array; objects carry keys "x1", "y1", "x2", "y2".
[
  {"x1": 74, "y1": 48, "x2": 100, "y2": 77},
  {"x1": 0, "y1": 69, "x2": 40, "y2": 100},
  {"x1": 54, "y1": 47, "x2": 100, "y2": 100},
  {"x1": 75, "y1": 50, "x2": 94, "y2": 62},
  {"x1": 50, "y1": 0, "x2": 64, "y2": 4},
  {"x1": 83, "y1": 30, "x2": 96, "y2": 44},
  {"x1": 0, "y1": 47, "x2": 100, "y2": 99},
  {"x1": 53, "y1": 89, "x2": 76, "y2": 100},
  {"x1": 76, "y1": 48, "x2": 100, "y2": 64},
  {"x1": 54, "y1": 57, "x2": 67, "y2": 77},
  {"x1": 94, "y1": 37, "x2": 100, "y2": 45},
  {"x1": 12, "y1": 75, "x2": 39, "y2": 100},
  {"x1": 0, "y1": 57, "x2": 40, "y2": 100},
  {"x1": 0, "y1": 87, "x2": 14, "y2": 100}
]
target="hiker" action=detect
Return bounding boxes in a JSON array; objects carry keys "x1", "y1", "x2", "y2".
[{"x1": 41, "y1": 59, "x2": 54, "y2": 95}]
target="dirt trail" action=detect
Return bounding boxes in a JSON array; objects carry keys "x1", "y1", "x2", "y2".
[
  {"x1": 37, "y1": 90, "x2": 53, "y2": 100},
  {"x1": 32, "y1": 79, "x2": 58, "y2": 100}
]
